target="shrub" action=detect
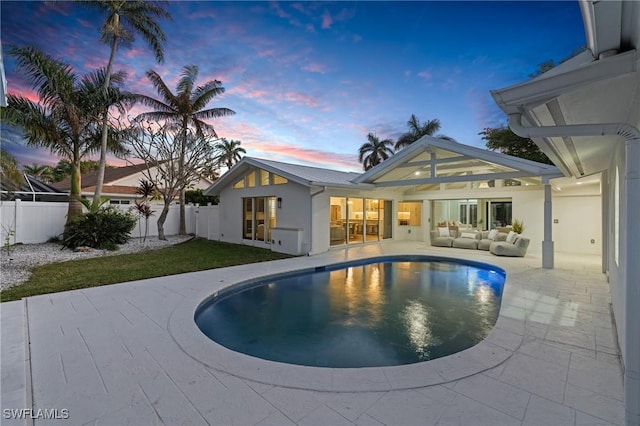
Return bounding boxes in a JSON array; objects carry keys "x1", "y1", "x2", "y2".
[{"x1": 63, "y1": 206, "x2": 137, "y2": 249}]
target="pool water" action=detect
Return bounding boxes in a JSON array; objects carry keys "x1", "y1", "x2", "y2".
[{"x1": 195, "y1": 258, "x2": 505, "y2": 368}]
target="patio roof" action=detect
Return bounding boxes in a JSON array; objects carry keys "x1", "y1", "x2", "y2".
[
  {"x1": 353, "y1": 136, "x2": 562, "y2": 189},
  {"x1": 491, "y1": 1, "x2": 640, "y2": 178}
]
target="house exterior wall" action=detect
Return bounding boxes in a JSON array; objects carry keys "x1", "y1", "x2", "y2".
[
  {"x1": 605, "y1": 142, "x2": 626, "y2": 359},
  {"x1": 217, "y1": 180, "x2": 311, "y2": 254},
  {"x1": 552, "y1": 192, "x2": 601, "y2": 254}
]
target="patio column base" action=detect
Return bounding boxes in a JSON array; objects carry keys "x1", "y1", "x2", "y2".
[{"x1": 542, "y1": 240, "x2": 554, "y2": 269}]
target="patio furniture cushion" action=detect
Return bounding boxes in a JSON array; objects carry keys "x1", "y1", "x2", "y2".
[
  {"x1": 490, "y1": 236, "x2": 530, "y2": 257},
  {"x1": 430, "y1": 230, "x2": 454, "y2": 247}
]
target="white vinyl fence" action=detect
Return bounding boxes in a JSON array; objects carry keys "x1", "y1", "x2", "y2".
[{"x1": 0, "y1": 200, "x2": 220, "y2": 247}]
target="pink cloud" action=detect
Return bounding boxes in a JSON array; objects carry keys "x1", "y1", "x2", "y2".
[
  {"x1": 209, "y1": 120, "x2": 360, "y2": 172},
  {"x1": 321, "y1": 11, "x2": 333, "y2": 29},
  {"x1": 77, "y1": 18, "x2": 93, "y2": 29},
  {"x1": 283, "y1": 91, "x2": 318, "y2": 107},
  {"x1": 418, "y1": 70, "x2": 432, "y2": 80},
  {"x1": 302, "y1": 62, "x2": 326, "y2": 74}
]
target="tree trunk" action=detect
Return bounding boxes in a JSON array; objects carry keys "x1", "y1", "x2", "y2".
[
  {"x1": 92, "y1": 32, "x2": 119, "y2": 209},
  {"x1": 156, "y1": 200, "x2": 171, "y2": 241},
  {"x1": 178, "y1": 123, "x2": 187, "y2": 235},
  {"x1": 66, "y1": 161, "x2": 83, "y2": 226},
  {"x1": 179, "y1": 189, "x2": 186, "y2": 235}
]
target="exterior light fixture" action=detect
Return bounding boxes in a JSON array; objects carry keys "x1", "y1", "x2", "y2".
[{"x1": 277, "y1": 197, "x2": 282, "y2": 208}]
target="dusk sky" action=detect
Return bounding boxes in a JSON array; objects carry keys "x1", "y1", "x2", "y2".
[{"x1": 1, "y1": 1, "x2": 586, "y2": 172}]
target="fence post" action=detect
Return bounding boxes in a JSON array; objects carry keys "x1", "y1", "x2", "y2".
[{"x1": 14, "y1": 199, "x2": 22, "y2": 244}]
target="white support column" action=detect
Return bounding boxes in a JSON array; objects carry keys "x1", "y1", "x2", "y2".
[
  {"x1": 542, "y1": 178, "x2": 554, "y2": 269},
  {"x1": 624, "y1": 137, "x2": 640, "y2": 426}
]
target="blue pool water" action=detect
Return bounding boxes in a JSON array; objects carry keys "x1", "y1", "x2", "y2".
[{"x1": 195, "y1": 257, "x2": 505, "y2": 368}]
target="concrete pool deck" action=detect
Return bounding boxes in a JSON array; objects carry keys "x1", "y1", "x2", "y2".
[{"x1": 1, "y1": 242, "x2": 624, "y2": 425}]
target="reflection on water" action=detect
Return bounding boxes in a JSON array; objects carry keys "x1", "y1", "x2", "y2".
[{"x1": 196, "y1": 260, "x2": 504, "y2": 368}]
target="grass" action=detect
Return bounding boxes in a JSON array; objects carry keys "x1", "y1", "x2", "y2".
[{"x1": 0, "y1": 238, "x2": 293, "y2": 302}]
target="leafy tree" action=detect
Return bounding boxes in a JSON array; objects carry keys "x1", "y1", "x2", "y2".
[
  {"x1": 358, "y1": 133, "x2": 394, "y2": 171},
  {"x1": 126, "y1": 121, "x2": 218, "y2": 240},
  {"x1": 1, "y1": 46, "x2": 128, "y2": 223},
  {"x1": 1, "y1": 149, "x2": 23, "y2": 188},
  {"x1": 214, "y1": 138, "x2": 246, "y2": 170},
  {"x1": 529, "y1": 46, "x2": 586, "y2": 78},
  {"x1": 133, "y1": 64, "x2": 235, "y2": 235},
  {"x1": 22, "y1": 163, "x2": 54, "y2": 183},
  {"x1": 185, "y1": 189, "x2": 218, "y2": 206},
  {"x1": 52, "y1": 159, "x2": 106, "y2": 182},
  {"x1": 81, "y1": 0, "x2": 171, "y2": 209},
  {"x1": 394, "y1": 114, "x2": 455, "y2": 151},
  {"x1": 479, "y1": 126, "x2": 553, "y2": 165}
]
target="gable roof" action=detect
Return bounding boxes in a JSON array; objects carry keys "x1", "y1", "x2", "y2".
[
  {"x1": 204, "y1": 157, "x2": 370, "y2": 195},
  {"x1": 51, "y1": 163, "x2": 150, "y2": 191},
  {"x1": 353, "y1": 136, "x2": 561, "y2": 187}
]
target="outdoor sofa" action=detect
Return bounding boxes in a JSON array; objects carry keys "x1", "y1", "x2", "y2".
[{"x1": 429, "y1": 227, "x2": 530, "y2": 257}]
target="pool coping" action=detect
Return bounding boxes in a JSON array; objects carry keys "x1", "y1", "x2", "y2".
[{"x1": 168, "y1": 251, "x2": 527, "y2": 392}]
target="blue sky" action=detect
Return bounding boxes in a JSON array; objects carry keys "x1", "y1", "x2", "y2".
[{"x1": 1, "y1": 1, "x2": 586, "y2": 172}]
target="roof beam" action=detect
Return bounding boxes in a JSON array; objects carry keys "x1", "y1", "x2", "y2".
[
  {"x1": 374, "y1": 171, "x2": 546, "y2": 187},
  {"x1": 396, "y1": 155, "x2": 473, "y2": 168}
]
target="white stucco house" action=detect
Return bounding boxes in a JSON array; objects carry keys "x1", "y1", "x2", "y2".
[
  {"x1": 492, "y1": 2, "x2": 639, "y2": 424},
  {"x1": 205, "y1": 137, "x2": 601, "y2": 260}
]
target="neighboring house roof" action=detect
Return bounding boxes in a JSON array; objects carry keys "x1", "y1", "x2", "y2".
[
  {"x1": 491, "y1": 0, "x2": 639, "y2": 177},
  {"x1": 51, "y1": 163, "x2": 150, "y2": 191},
  {"x1": 1, "y1": 174, "x2": 68, "y2": 202},
  {"x1": 205, "y1": 157, "x2": 371, "y2": 195},
  {"x1": 51, "y1": 163, "x2": 212, "y2": 197}
]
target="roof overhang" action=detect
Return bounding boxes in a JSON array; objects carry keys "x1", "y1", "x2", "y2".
[
  {"x1": 491, "y1": 0, "x2": 640, "y2": 178},
  {"x1": 354, "y1": 136, "x2": 562, "y2": 188}
]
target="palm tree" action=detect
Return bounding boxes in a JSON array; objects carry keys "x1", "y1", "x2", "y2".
[
  {"x1": 394, "y1": 114, "x2": 455, "y2": 151},
  {"x1": 215, "y1": 139, "x2": 246, "y2": 170},
  {"x1": 81, "y1": 0, "x2": 171, "y2": 209},
  {"x1": 0, "y1": 149, "x2": 23, "y2": 188},
  {"x1": 359, "y1": 133, "x2": 394, "y2": 171},
  {"x1": 22, "y1": 163, "x2": 54, "y2": 183},
  {"x1": 134, "y1": 64, "x2": 235, "y2": 234},
  {"x1": 1, "y1": 46, "x2": 128, "y2": 223}
]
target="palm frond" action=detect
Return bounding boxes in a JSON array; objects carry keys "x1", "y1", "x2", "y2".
[{"x1": 176, "y1": 64, "x2": 199, "y2": 96}]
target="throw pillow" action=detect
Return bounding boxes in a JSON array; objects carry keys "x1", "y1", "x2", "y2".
[
  {"x1": 460, "y1": 232, "x2": 477, "y2": 239},
  {"x1": 506, "y1": 231, "x2": 517, "y2": 244},
  {"x1": 488, "y1": 229, "x2": 499, "y2": 240},
  {"x1": 438, "y1": 227, "x2": 450, "y2": 237}
]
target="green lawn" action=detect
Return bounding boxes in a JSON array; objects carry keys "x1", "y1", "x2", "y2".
[{"x1": 1, "y1": 239, "x2": 293, "y2": 302}]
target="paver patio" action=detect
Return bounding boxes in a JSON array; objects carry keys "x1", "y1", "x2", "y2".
[{"x1": 1, "y1": 242, "x2": 623, "y2": 425}]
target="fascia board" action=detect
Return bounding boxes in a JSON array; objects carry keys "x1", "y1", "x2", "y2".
[{"x1": 491, "y1": 49, "x2": 637, "y2": 114}]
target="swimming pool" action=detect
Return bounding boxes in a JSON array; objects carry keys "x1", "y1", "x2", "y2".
[{"x1": 195, "y1": 256, "x2": 505, "y2": 368}]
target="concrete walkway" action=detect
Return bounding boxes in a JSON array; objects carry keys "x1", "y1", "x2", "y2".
[{"x1": 1, "y1": 242, "x2": 623, "y2": 425}]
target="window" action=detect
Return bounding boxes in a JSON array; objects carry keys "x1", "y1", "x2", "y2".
[
  {"x1": 243, "y1": 196, "x2": 277, "y2": 242},
  {"x1": 247, "y1": 171, "x2": 256, "y2": 187},
  {"x1": 260, "y1": 170, "x2": 270, "y2": 186},
  {"x1": 329, "y1": 197, "x2": 392, "y2": 246},
  {"x1": 273, "y1": 174, "x2": 288, "y2": 185},
  {"x1": 233, "y1": 169, "x2": 287, "y2": 189},
  {"x1": 398, "y1": 202, "x2": 421, "y2": 226}
]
